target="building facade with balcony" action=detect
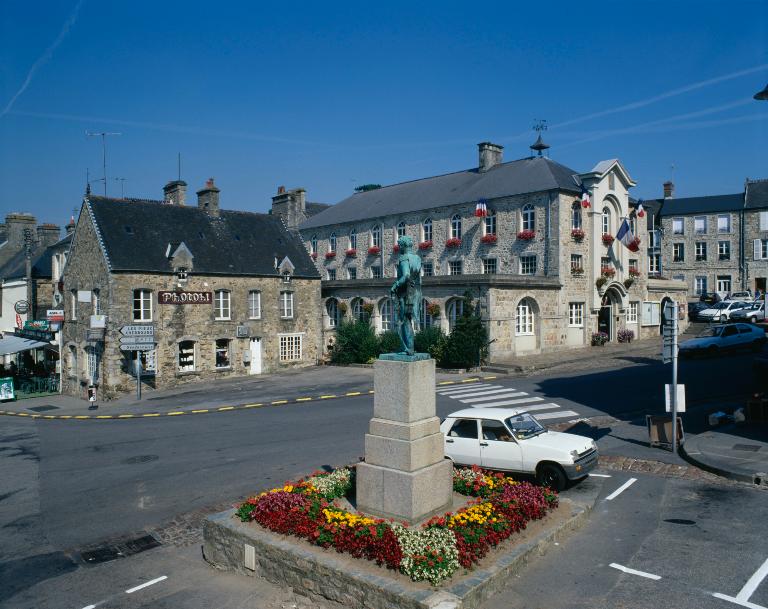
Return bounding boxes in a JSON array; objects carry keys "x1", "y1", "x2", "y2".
[
  {"x1": 275, "y1": 143, "x2": 688, "y2": 361},
  {"x1": 62, "y1": 180, "x2": 321, "y2": 399}
]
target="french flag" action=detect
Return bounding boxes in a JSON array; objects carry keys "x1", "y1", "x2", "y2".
[
  {"x1": 580, "y1": 185, "x2": 591, "y2": 208},
  {"x1": 616, "y1": 218, "x2": 640, "y2": 252},
  {"x1": 475, "y1": 199, "x2": 488, "y2": 217},
  {"x1": 636, "y1": 200, "x2": 645, "y2": 218}
]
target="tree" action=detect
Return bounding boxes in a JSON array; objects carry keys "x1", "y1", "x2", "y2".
[
  {"x1": 439, "y1": 291, "x2": 488, "y2": 369},
  {"x1": 331, "y1": 320, "x2": 379, "y2": 364},
  {"x1": 414, "y1": 326, "x2": 447, "y2": 361}
]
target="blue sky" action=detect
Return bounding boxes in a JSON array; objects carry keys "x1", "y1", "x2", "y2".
[{"x1": 1, "y1": 0, "x2": 767, "y2": 226}]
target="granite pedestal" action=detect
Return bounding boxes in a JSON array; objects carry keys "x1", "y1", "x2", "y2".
[{"x1": 356, "y1": 357, "x2": 453, "y2": 524}]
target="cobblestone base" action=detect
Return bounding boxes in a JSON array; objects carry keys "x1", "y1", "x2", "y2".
[{"x1": 597, "y1": 454, "x2": 741, "y2": 485}]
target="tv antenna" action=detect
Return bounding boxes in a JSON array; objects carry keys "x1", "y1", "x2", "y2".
[
  {"x1": 533, "y1": 119, "x2": 548, "y2": 133},
  {"x1": 86, "y1": 131, "x2": 121, "y2": 196},
  {"x1": 113, "y1": 177, "x2": 127, "y2": 198}
]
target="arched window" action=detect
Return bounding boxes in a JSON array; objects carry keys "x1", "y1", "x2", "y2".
[
  {"x1": 379, "y1": 299, "x2": 393, "y2": 332},
  {"x1": 352, "y1": 298, "x2": 368, "y2": 322},
  {"x1": 515, "y1": 299, "x2": 535, "y2": 336},
  {"x1": 396, "y1": 222, "x2": 406, "y2": 239},
  {"x1": 310, "y1": 235, "x2": 318, "y2": 254},
  {"x1": 451, "y1": 214, "x2": 462, "y2": 240},
  {"x1": 571, "y1": 202, "x2": 582, "y2": 230},
  {"x1": 420, "y1": 298, "x2": 435, "y2": 329},
  {"x1": 422, "y1": 218, "x2": 433, "y2": 242},
  {"x1": 630, "y1": 215, "x2": 637, "y2": 235},
  {"x1": 329, "y1": 232, "x2": 337, "y2": 253},
  {"x1": 370, "y1": 225, "x2": 382, "y2": 248},
  {"x1": 447, "y1": 298, "x2": 464, "y2": 332},
  {"x1": 349, "y1": 230, "x2": 357, "y2": 250},
  {"x1": 326, "y1": 298, "x2": 340, "y2": 328},
  {"x1": 522, "y1": 204, "x2": 535, "y2": 232},
  {"x1": 602, "y1": 207, "x2": 611, "y2": 235},
  {"x1": 484, "y1": 211, "x2": 497, "y2": 236}
]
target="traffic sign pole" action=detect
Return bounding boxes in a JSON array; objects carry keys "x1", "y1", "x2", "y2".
[{"x1": 663, "y1": 301, "x2": 680, "y2": 453}]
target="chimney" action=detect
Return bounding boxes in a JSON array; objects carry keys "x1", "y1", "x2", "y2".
[
  {"x1": 163, "y1": 180, "x2": 187, "y2": 206},
  {"x1": 663, "y1": 181, "x2": 675, "y2": 199},
  {"x1": 37, "y1": 223, "x2": 61, "y2": 247},
  {"x1": 271, "y1": 187, "x2": 306, "y2": 230},
  {"x1": 478, "y1": 142, "x2": 504, "y2": 172},
  {"x1": 66, "y1": 216, "x2": 76, "y2": 235},
  {"x1": 277, "y1": 185, "x2": 286, "y2": 194},
  {"x1": 197, "y1": 178, "x2": 220, "y2": 217},
  {"x1": 4, "y1": 213, "x2": 36, "y2": 248}
]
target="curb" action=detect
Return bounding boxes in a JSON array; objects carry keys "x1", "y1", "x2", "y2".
[{"x1": 679, "y1": 438, "x2": 763, "y2": 486}]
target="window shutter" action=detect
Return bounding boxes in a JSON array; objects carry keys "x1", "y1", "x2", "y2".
[{"x1": 755, "y1": 239, "x2": 763, "y2": 261}]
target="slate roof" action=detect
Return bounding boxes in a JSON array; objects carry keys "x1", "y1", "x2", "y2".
[
  {"x1": 305, "y1": 202, "x2": 331, "y2": 217},
  {"x1": 0, "y1": 245, "x2": 53, "y2": 280},
  {"x1": 657, "y1": 193, "x2": 744, "y2": 216},
  {"x1": 299, "y1": 156, "x2": 582, "y2": 230},
  {"x1": 86, "y1": 197, "x2": 320, "y2": 278},
  {"x1": 746, "y1": 179, "x2": 768, "y2": 209}
]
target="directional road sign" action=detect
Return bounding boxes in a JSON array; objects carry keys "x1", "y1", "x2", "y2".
[
  {"x1": 120, "y1": 336, "x2": 156, "y2": 344},
  {"x1": 120, "y1": 325, "x2": 155, "y2": 337},
  {"x1": 120, "y1": 343, "x2": 155, "y2": 352}
]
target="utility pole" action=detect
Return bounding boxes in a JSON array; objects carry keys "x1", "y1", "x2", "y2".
[
  {"x1": 86, "y1": 131, "x2": 121, "y2": 196},
  {"x1": 23, "y1": 228, "x2": 34, "y2": 319},
  {"x1": 113, "y1": 177, "x2": 127, "y2": 198}
]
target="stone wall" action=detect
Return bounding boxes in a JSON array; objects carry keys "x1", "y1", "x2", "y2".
[{"x1": 744, "y1": 207, "x2": 768, "y2": 294}]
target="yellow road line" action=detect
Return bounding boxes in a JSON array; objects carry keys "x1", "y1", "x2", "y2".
[
  {"x1": 437, "y1": 381, "x2": 455, "y2": 385},
  {"x1": 75, "y1": 415, "x2": 90, "y2": 419},
  {"x1": 30, "y1": 414, "x2": 41, "y2": 418},
  {"x1": 243, "y1": 403, "x2": 262, "y2": 408},
  {"x1": 191, "y1": 409, "x2": 209, "y2": 413},
  {"x1": 368, "y1": 390, "x2": 375, "y2": 394},
  {"x1": 295, "y1": 397, "x2": 313, "y2": 402},
  {"x1": 460, "y1": 378, "x2": 479, "y2": 383},
  {"x1": 118, "y1": 414, "x2": 134, "y2": 418},
  {"x1": 167, "y1": 411, "x2": 185, "y2": 416},
  {"x1": 58, "y1": 415, "x2": 72, "y2": 419},
  {"x1": 217, "y1": 406, "x2": 235, "y2": 411},
  {"x1": 5, "y1": 411, "x2": 16, "y2": 415},
  {"x1": 345, "y1": 391, "x2": 361, "y2": 396},
  {"x1": 43, "y1": 415, "x2": 56, "y2": 419},
  {"x1": 271, "y1": 400, "x2": 288, "y2": 405},
  {"x1": 142, "y1": 413, "x2": 161, "y2": 417},
  {"x1": 319, "y1": 395, "x2": 336, "y2": 399},
  {"x1": 16, "y1": 412, "x2": 29, "y2": 417},
  {"x1": 96, "y1": 415, "x2": 113, "y2": 419}
]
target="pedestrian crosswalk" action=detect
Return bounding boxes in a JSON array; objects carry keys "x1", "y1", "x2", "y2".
[{"x1": 435, "y1": 383, "x2": 580, "y2": 422}]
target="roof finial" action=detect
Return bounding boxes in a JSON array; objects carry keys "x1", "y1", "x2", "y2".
[{"x1": 530, "y1": 119, "x2": 550, "y2": 157}]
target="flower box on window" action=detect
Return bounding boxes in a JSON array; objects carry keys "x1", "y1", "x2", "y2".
[
  {"x1": 601, "y1": 234, "x2": 615, "y2": 246},
  {"x1": 418, "y1": 240, "x2": 433, "y2": 251},
  {"x1": 445, "y1": 238, "x2": 462, "y2": 249},
  {"x1": 480, "y1": 234, "x2": 498, "y2": 244},
  {"x1": 628, "y1": 267, "x2": 640, "y2": 278},
  {"x1": 571, "y1": 267, "x2": 584, "y2": 275},
  {"x1": 393, "y1": 244, "x2": 400, "y2": 253},
  {"x1": 345, "y1": 248, "x2": 357, "y2": 257},
  {"x1": 600, "y1": 266, "x2": 615, "y2": 278},
  {"x1": 596, "y1": 277, "x2": 608, "y2": 289},
  {"x1": 623, "y1": 278, "x2": 635, "y2": 289},
  {"x1": 517, "y1": 230, "x2": 536, "y2": 241},
  {"x1": 310, "y1": 252, "x2": 318, "y2": 260},
  {"x1": 571, "y1": 228, "x2": 585, "y2": 241},
  {"x1": 426, "y1": 302, "x2": 441, "y2": 317},
  {"x1": 362, "y1": 302, "x2": 374, "y2": 315},
  {"x1": 367, "y1": 246, "x2": 381, "y2": 255},
  {"x1": 324, "y1": 251, "x2": 336, "y2": 259}
]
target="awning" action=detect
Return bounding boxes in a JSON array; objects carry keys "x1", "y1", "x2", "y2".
[{"x1": 0, "y1": 335, "x2": 52, "y2": 356}]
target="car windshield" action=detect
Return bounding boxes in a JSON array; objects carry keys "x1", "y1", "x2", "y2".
[
  {"x1": 505, "y1": 413, "x2": 545, "y2": 440},
  {"x1": 699, "y1": 326, "x2": 724, "y2": 337},
  {"x1": 712, "y1": 302, "x2": 728, "y2": 309}
]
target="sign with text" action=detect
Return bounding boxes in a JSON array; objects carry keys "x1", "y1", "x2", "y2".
[
  {"x1": 119, "y1": 336, "x2": 156, "y2": 345},
  {"x1": 46, "y1": 309, "x2": 64, "y2": 322},
  {"x1": 665, "y1": 383, "x2": 686, "y2": 413},
  {"x1": 158, "y1": 291, "x2": 212, "y2": 305},
  {"x1": 14, "y1": 300, "x2": 29, "y2": 314},
  {"x1": 120, "y1": 325, "x2": 155, "y2": 337},
  {"x1": 24, "y1": 320, "x2": 49, "y2": 331},
  {"x1": 120, "y1": 343, "x2": 155, "y2": 352}
]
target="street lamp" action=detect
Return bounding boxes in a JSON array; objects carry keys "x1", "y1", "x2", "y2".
[{"x1": 754, "y1": 83, "x2": 768, "y2": 100}]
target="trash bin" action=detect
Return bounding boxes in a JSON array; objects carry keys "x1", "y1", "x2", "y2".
[{"x1": 647, "y1": 415, "x2": 684, "y2": 447}]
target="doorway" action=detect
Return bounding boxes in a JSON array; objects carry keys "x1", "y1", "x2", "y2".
[
  {"x1": 249, "y1": 338, "x2": 262, "y2": 375},
  {"x1": 598, "y1": 304, "x2": 612, "y2": 340}
]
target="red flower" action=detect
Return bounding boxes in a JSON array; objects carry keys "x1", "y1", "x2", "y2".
[
  {"x1": 516, "y1": 230, "x2": 536, "y2": 241},
  {"x1": 418, "y1": 240, "x2": 433, "y2": 250},
  {"x1": 367, "y1": 246, "x2": 381, "y2": 255},
  {"x1": 481, "y1": 234, "x2": 498, "y2": 244},
  {"x1": 445, "y1": 237, "x2": 462, "y2": 248}
]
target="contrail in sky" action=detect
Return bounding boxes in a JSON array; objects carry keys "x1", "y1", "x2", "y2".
[{"x1": 0, "y1": 0, "x2": 85, "y2": 118}]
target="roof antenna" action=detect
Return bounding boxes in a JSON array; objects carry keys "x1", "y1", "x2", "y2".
[
  {"x1": 86, "y1": 168, "x2": 91, "y2": 195},
  {"x1": 530, "y1": 119, "x2": 550, "y2": 157},
  {"x1": 178, "y1": 152, "x2": 182, "y2": 182},
  {"x1": 86, "y1": 131, "x2": 122, "y2": 196}
]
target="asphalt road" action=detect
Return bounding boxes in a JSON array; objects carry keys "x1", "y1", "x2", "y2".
[{"x1": 0, "y1": 347, "x2": 764, "y2": 608}]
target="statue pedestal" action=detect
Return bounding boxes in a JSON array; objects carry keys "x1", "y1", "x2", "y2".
[{"x1": 356, "y1": 357, "x2": 453, "y2": 524}]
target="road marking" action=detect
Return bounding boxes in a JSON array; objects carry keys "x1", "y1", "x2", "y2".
[
  {"x1": 345, "y1": 391, "x2": 361, "y2": 396},
  {"x1": 609, "y1": 563, "x2": 661, "y2": 580},
  {"x1": 320, "y1": 395, "x2": 337, "y2": 399},
  {"x1": 458, "y1": 391, "x2": 527, "y2": 402},
  {"x1": 484, "y1": 375, "x2": 497, "y2": 380},
  {"x1": 437, "y1": 383, "x2": 497, "y2": 394},
  {"x1": 712, "y1": 594, "x2": 768, "y2": 609},
  {"x1": 243, "y1": 403, "x2": 262, "y2": 408},
  {"x1": 531, "y1": 410, "x2": 580, "y2": 420},
  {"x1": 589, "y1": 473, "x2": 612, "y2": 478},
  {"x1": 465, "y1": 396, "x2": 544, "y2": 408},
  {"x1": 605, "y1": 478, "x2": 637, "y2": 501},
  {"x1": 167, "y1": 411, "x2": 184, "y2": 416},
  {"x1": 217, "y1": 406, "x2": 235, "y2": 411},
  {"x1": 118, "y1": 414, "x2": 134, "y2": 418},
  {"x1": 17, "y1": 412, "x2": 29, "y2": 416},
  {"x1": 81, "y1": 605, "x2": 97, "y2": 609},
  {"x1": 461, "y1": 378, "x2": 480, "y2": 383},
  {"x1": 96, "y1": 415, "x2": 113, "y2": 419},
  {"x1": 295, "y1": 397, "x2": 313, "y2": 402},
  {"x1": 191, "y1": 409, "x2": 209, "y2": 413},
  {"x1": 125, "y1": 575, "x2": 168, "y2": 594},
  {"x1": 437, "y1": 381, "x2": 456, "y2": 385},
  {"x1": 712, "y1": 557, "x2": 768, "y2": 609},
  {"x1": 75, "y1": 415, "x2": 90, "y2": 419},
  {"x1": 142, "y1": 413, "x2": 160, "y2": 417}
]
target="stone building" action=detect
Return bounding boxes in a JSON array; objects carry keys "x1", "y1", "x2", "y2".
[
  {"x1": 744, "y1": 179, "x2": 768, "y2": 297},
  {"x1": 62, "y1": 179, "x2": 321, "y2": 399},
  {"x1": 274, "y1": 142, "x2": 688, "y2": 361}
]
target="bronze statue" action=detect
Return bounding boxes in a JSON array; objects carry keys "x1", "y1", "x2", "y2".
[{"x1": 389, "y1": 235, "x2": 422, "y2": 355}]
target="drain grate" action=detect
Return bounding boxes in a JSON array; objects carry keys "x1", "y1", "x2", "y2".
[
  {"x1": 733, "y1": 444, "x2": 761, "y2": 452},
  {"x1": 118, "y1": 534, "x2": 161, "y2": 556},
  {"x1": 81, "y1": 546, "x2": 124, "y2": 564},
  {"x1": 27, "y1": 405, "x2": 59, "y2": 412},
  {"x1": 80, "y1": 534, "x2": 162, "y2": 565},
  {"x1": 122, "y1": 454, "x2": 159, "y2": 464}
]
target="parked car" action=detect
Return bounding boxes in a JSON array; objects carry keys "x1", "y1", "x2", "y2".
[
  {"x1": 726, "y1": 290, "x2": 752, "y2": 301},
  {"x1": 699, "y1": 292, "x2": 720, "y2": 305},
  {"x1": 696, "y1": 301, "x2": 751, "y2": 322},
  {"x1": 679, "y1": 323, "x2": 767, "y2": 357},
  {"x1": 754, "y1": 343, "x2": 768, "y2": 389},
  {"x1": 688, "y1": 301, "x2": 709, "y2": 321},
  {"x1": 729, "y1": 302, "x2": 766, "y2": 324},
  {"x1": 440, "y1": 407, "x2": 598, "y2": 491}
]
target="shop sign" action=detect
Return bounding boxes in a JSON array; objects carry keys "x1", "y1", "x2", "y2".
[
  {"x1": 46, "y1": 309, "x2": 65, "y2": 322},
  {"x1": 24, "y1": 320, "x2": 49, "y2": 331},
  {"x1": 14, "y1": 300, "x2": 29, "y2": 314},
  {"x1": 0, "y1": 377, "x2": 15, "y2": 401},
  {"x1": 14, "y1": 328, "x2": 54, "y2": 342},
  {"x1": 158, "y1": 291, "x2": 212, "y2": 304}
]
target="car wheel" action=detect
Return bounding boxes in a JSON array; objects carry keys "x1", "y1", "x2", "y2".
[
  {"x1": 707, "y1": 345, "x2": 719, "y2": 357},
  {"x1": 536, "y1": 463, "x2": 567, "y2": 492},
  {"x1": 750, "y1": 317, "x2": 757, "y2": 324}
]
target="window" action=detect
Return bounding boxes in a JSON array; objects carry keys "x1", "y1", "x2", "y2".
[
  {"x1": 448, "y1": 419, "x2": 478, "y2": 439},
  {"x1": 347, "y1": 266, "x2": 357, "y2": 280},
  {"x1": 67, "y1": 345, "x2": 77, "y2": 376},
  {"x1": 755, "y1": 239, "x2": 768, "y2": 260},
  {"x1": 482, "y1": 258, "x2": 497, "y2": 274},
  {"x1": 396, "y1": 221, "x2": 406, "y2": 239},
  {"x1": 422, "y1": 261, "x2": 433, "y2": 277},
  {"x1": 379, "y1": 299, "x2": 393, "y2": 332},
  {"x1": 214, "y1": 290, "x2": 231, "y2": 320},
  {"x1": 450, "y1": 214, "x2": 462, "y2": 239},
  {"x1": 695, "y1": 276, "x2": 707, "y2": 295},
  {"x1": 279, "y1": 334, "x2": 303, "y2": 362},
  {"x1": 608, "y1": 172, "x2": 616, "y2": 190},
  {"x1": 349, "y1": 230, "x2": 357, "y2": 250},
  {"x1": 522, "y1": 204, "x2": 535, "y2": 231},
  {"x1": 520, "y1": 255, "x2": 536, "y2": 275},
  {"x1": 694, "y1": 216, "x2": 707, "y2": 234},
  {"x1": 422, "y1": 218, "x2": 433, "y2": 242},
  {"x1": 449, "y1": 260, "x2": 463, "y2": 276},
  {"x1": 326, "y1": 299, "x2": 340, "y2": 328},
  {"x1": 673, "y1": 243, "x2": 685, "y2": 262},
  {"x1": 178, "y1": 341, "x2": 196, "y2": 372},
  {"x1": 571, "y1": 203, "x2": 582, "y2": 230},
  {"x1": 761, "y1": 211, "x2": 768, "y2": 232},
  {"x1": 627, "y1": 301, "x2": 639, "y2": 323},
  {"x1": 420, "y1": 298, "x2": 435, "y2": 329},
  {"x1": 481, "y1": 419, "x2": 513, "y2": 442},
  {"x1": 630, "y1": 215, "x2": 636, "y2": 235},
  {"x1": 327, "y1": 269, "x2": 336, "y2": 281},
  {"x1": 649, "y1": 254, "x2": 660, "y2": 274},
  {"x1": 447, "y1": 298, "x2": 464, "y2": 331},
  {"x1": 571, "y1": 254, "x2": 583, "y2": 271},
  {"x1": 86, "y1": 345, "x2": 100, "y2": 382},
  {"x1": 92, "y1": 289, "x2": 100, "y2": 315},
  {"x1": 602, "y1": 207, "x2": 612, "y2": 235},
  {"x1": 717, "y1": 214, "x2": 731, "y2": 233},
  {"x1": 371, "y1": 265, "x2": 382, "y2": 279},
  {"x1": 248, "y1": 290, "x2": 261, "y2": 319},
  {"x1": 371, "y1": 225, "x2": 382, "y2": 248},
  {"x1": 629, "y1": 258, "x2": 638, "y2": 271},
  {"x1": 484, "y1": 211, "x2": 497, "y2": 236},
  {"x1": 672, "y1": 218, "x2": 684, "y2": 235},
  {"x1": 717, "y1": 275, "x2": 732, "y2": 294},
  {"x1": 329, "y1": 232, "x2": 337, "y2": 253},
  {"x1": 695, "y1": 242, "x2": 707, "y2": 262},
  {"x1": 279, "y1": 291, "x2": 294, "y2": 318},
  {"x1": 133, "y1": 289, "x2": 152, "y2": 321},
  {"x1": 310, "y1": 235, "x2": 318, "y2": 255},
  {"x1": 176, "y1": 267, "x2": 188, "y2": 283},
  {"x1": 601, "y1": 256, "x2": 612, "y2": 269},
  {"x1": 718, "y1": 241, "x2": 731, "y2": 261},
  {"x1": 352, "y1": 298, "x2": 369, "y2": 322},
  {"x1": 215, "y1": 339, "x2": 230, "y2": 368},
  {"x1": 516, "y1": 299, "x2": 534, "y2": 335},
  {"x1": 568, "y1": 303, "x2": 584, "y2": 327}
]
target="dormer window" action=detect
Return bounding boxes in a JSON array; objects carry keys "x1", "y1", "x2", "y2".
[{"x1": 176, "y1": 268, "x2": 188, "y2": 283}]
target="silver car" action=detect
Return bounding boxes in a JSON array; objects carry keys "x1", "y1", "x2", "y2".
[
  {"x1": 729, "y1": 302, "x2": 765, "y2": 324},
  {"x1": 697, "y1": 301, "x2": 751, "y2": 322}
]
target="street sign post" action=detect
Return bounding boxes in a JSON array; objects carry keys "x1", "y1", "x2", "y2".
[
  {"x1": 120, "y1": 325, "x2": 155, "y2": 337},
  {"x1": 119, "y1": 344, "x2": 155, "y2": 351},
  {"x1": 119, "y1": 325, "x2": 155, "y2": 401},
  {"x1": 119, "y1": 336, "x2": 156, "y2": 344},
  {"x1": 665, "y1": 384, "x2": 686, "y2": 413},
  {"x1": 662, "y1": 301, "x2": 680, "y2": 453}
]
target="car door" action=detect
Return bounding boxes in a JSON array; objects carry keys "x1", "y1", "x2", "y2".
[
  {"x1": 445, "y1": 418, "x2": 481, "y2": 466},
  {"x1": 720, "y1": 324, "x2": 739, "y2": 348},
  {"x1": 479, "y1": 419, "x2": 523, "y2": 471},
  {"x1": 737, "y1": 324, "x2": 758, "y2": 348}
]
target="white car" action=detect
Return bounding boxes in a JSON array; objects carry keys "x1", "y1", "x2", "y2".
[
  {"x1": 726, "y1": 291, "x2": 752, "y2": 301},
  {"x1": 441, "y1": 408, "x2": 598, "y2": 491},
  {"x1": 729, "y1": 302, "x2": 765, "y2": 324},
  {"x1": 697, "y1": 300, "x2": 750, "y2": 322},
  {"x1": 679, "y1": 323, "x2": 767, "y2": 356}
]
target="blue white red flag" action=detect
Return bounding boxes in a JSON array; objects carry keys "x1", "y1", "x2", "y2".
[
  {"x1": 474, "y1": 199, "x2": 488, "y2": 217},
  {"x1": 580, "y1": 185, "x2": 591, "y2": 208},
  {"x1": 616, "y1": 218, "x2": 640, "y2": 252}
]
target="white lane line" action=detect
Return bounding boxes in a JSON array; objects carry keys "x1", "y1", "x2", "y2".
[
  {"x1": 81, "y1": 605, "x2": 97, "y2": 609},
  {"x1": 512, "y1": 402, "x2": 562, "y2": 413},
  {"x1": 437, "y1": 384, "x2": 503, "y2": 395},
  {"x1": 458, "y1": 391, "x2": 527, "y2": 402},
  {"x1": 609, "y1": 563, "x2": 661, "y2": 580},
  {"x1": 466, "y1": 396, "x2": 544, "y2": 408},
  {"x1": 712, "y1": 557, "x2": 768, "y2": 608},
  {"x1": 447, "y1": 388, "x2": 521, "y2": 399},
  {"x1": 436, "y1": 383, "x2": 496, "y2": 392},
  {"x1": 533, "y1": 410, "x2": 580, "y2": 420},
  {"x1": 712, "y1": 593, "x2": 767, "y2": 609},
  {"x1": 125, "y1": 576, "x2": 168, "y2": 594},
  {"x1": 605, "y1": 478, "x2": 637, "y2": 501},
  {"x1": 589, "y1": 473, "x2": 612, "y2": 478}
]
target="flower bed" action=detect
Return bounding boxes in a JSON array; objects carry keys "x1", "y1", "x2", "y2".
[
  {"x1": 571, "y1": 228, "x2": 585, "y2": 241},
  {"x1": 236, "y1": 465, "x2": 558, "y2": 585},
  {"x1": 628, "y1": 267, "x2": 640, "y2": 278},
  {"x1": 591, "y1": 332, "x2": 609, "y2": 346},
  {"x1": 571, "y1": 266, "x2": 584, "y2": 276},
  {"x1": 445, "y1": 238, "x2": 462, "y2": 249},
  {"x1": 600, "y1": 266, "x2": 615, "y2": 278},
  {"x1": 517, "y1": 230, "x2": 536, "y2": 241},
  {"x1": 481, "y1": 234, "x2": 498, "y2": 244},
  {"x1": 617, "y1": 329, "x2": 635, "y2": 343},
  {"x1": 418, "y1": 240, "x2": 433, "y2": 251},
  {"x1": 426, "y1": 302, "x2": 441, "y2": 317}
]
